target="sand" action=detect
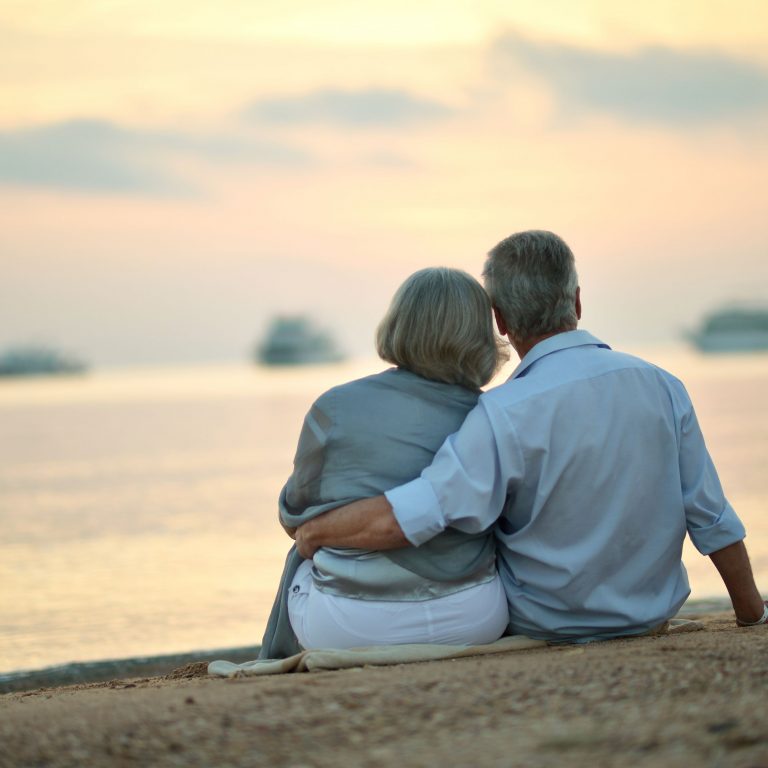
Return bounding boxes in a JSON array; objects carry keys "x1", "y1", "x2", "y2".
[{"x1": 1, "y1": 612, "x2": 767, "y2": 768}]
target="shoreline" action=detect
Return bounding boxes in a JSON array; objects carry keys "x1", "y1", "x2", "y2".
[
  {"x1": 0, "y1": 596, "x2": 734, "y2": 695},
  {"x1": 0, "y1": 645, "x2": 261, "y2": 695},
  {"x1": 1, "y1": 611, "x2": 766, "y2": 768}
]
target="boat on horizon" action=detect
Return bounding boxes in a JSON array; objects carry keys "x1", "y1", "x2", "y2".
[
  {"x1": 255, "y1": 316, "x2": 345, "y2": 366},
  {"x1": 0, "y1": 346, "x2": 88, "y2": 377},
  {"x1": 687, "y1": 306, "x2": 768, "y2": 353}
]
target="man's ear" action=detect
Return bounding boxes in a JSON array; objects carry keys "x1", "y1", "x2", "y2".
[
  {"x1": 493, "y1": 306, "x2": 508, "y2": 336},
  {"x1": 575, "y1": 287, "x2": 582, "y2": 321}
]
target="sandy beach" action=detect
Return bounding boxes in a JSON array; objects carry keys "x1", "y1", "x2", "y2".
[{"x1": 1, "y1": 612, "x2": 767, "y2": 768}]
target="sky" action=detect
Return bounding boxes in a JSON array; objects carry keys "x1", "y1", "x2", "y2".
[{"x1": 1, "y1": 0, "x2": 767, "y2": 365}]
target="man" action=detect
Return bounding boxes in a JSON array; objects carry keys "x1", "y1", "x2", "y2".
[{"x1": 295, "y1": 230, "x2": 766, "y2": 640}]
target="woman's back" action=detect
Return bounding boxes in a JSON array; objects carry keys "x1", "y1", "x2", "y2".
[
  {"x1": 284, "y1": 367, "x2": 477, "y2": 505},
  {"x1": 281, "y1": 367, "x2": 496, "y2": 599}
]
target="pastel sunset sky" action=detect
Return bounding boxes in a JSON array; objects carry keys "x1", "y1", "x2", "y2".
[{"x1": 1, "y1": 0, "x2": 767, "y2": 364}]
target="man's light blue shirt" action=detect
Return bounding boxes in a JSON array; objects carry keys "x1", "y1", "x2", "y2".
[{"x1": 386, "y1": 330, "x2": 745, "y2": 642}]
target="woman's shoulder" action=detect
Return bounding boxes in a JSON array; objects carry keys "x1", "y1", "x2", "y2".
[
  {"x1": 327, "y1": 367, "x2": 477, "y2": 397},
  {"x1": 315, "y1": 367, "x2": 479, "y2": 416},
  {"x1": 311, "y1": 368, "x2": 387, "y2": 405}
]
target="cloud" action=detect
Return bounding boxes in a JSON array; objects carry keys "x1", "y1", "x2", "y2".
[
  {"x1": 0, "y1": 119, "x2": 313, "y2": 195},
  {"x1": 0, "y1": 120, "x2": 180, "y2": 194},
  {"x1": 245, "y1": 88, "x2": 454, "y2": 127},
  {"x1": 494, "y1": 34, "x2": 768, "y2": 125}
]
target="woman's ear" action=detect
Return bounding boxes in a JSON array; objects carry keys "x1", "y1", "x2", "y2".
[{"x1": 493, "y1": 306, "x2": 508, "y2": 337}]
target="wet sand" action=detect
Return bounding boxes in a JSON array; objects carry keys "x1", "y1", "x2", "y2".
[
  {"x1": 1, "y1": 613, "x2": 767, "y2": 768},
  {"x1": 0, "y1": 646, "x2": 262, "y2": 695}
]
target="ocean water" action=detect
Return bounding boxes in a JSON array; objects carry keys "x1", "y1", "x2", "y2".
[{"x1": 1, "y1": 348, "x2": 767, "y2": 674}]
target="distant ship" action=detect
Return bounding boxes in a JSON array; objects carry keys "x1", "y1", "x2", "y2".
[
  {"x1": 688, "y1": 307, "x2": 768, "y2": 353},
  {"x1": 256, "y1": 316, "x2": 345, "y2": 365},
  {"x1": 0, "y1": 346, "x2": 88, "y2": 377}
]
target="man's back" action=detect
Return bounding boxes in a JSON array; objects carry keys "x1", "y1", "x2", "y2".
[
  {"x1": 488, "y1": 333, "x2": 700, "y2": 639},
  {"x1": 389, "y1": 330, "x2": 745, "y2": 641}
]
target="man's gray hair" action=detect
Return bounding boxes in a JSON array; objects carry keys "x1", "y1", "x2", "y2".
[
  {"x1": 376, "y1": 267, "x2": 507, "y2": 390},
  {"x1": 483, "y1": 230, "x2": 579, "y2": 343}
]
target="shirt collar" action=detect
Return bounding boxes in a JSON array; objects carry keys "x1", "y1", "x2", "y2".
[{"x1": 511, "y1": 329, "x2": 610, "y2": 379}]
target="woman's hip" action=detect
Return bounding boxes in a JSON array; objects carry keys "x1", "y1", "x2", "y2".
[{"x1": 287, "y1": 560, "x2": 509, "y2": 650}]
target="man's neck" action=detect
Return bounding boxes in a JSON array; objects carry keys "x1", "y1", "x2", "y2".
[{"x1": 511, "y1": 328, "x2": 575, "y2": 360}]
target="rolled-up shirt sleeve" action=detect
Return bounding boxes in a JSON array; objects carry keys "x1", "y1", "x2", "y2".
[
  {"x1": 675, "y1": 384, "x2": 746, "y2": 555},
  {"x1": 386, "y1": 400, "x2": 517, "y2": 547}
]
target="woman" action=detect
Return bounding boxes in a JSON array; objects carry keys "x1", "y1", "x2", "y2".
[{"x1": 260, "y1": 268, "x2": 509, "y2": 657}]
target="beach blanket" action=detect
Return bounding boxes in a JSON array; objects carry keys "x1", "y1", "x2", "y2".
[{"x1": 207, "y1": 619, "x2": 703, "y2": 677}]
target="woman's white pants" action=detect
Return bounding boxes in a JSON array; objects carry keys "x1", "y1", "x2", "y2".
[{"x1": 287, "y1": 559, "x2": 509, "y2": 649}]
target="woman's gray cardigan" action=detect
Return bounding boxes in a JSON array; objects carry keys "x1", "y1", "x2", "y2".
[{"x1": 259, "y1": 367, "x2": 497, "y2": 658}]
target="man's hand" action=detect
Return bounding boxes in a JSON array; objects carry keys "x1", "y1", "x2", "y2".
[
  {"x1": 295, "y1": 520, "x2": 320, "y2": 558},
  {"x1": 292, "y1": 496, "x2": 409, "y2": 559},
  {"x1": 709, "y1": 541, "x2": 765, "y2": 626},
  {"x1": 281, "y1": 520, "x2": 297, "y2": 539}
]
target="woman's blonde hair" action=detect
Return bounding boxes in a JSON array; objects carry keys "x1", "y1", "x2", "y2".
[{"x1": 376, "y1": 267, "x2": 508, "y2": 390}]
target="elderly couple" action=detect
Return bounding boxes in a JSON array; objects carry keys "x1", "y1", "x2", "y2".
[{"x1": 260, "y1": 230, "x2": 766, "y2": 658}]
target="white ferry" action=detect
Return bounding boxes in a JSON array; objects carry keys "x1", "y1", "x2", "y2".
[
  {"x1": 0, "y1": 346, "x2": 88, "y2": 376},
  {"x1": 256, "y1": 316, "x2": 345, "y2": 365},
  {"x1": 688, "y1": 307, "x2": 768, "y2": 353}
]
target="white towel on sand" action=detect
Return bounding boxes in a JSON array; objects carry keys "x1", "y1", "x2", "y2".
[{"x1": 207, "y1": 619, "x2": 703, "y2": 677}]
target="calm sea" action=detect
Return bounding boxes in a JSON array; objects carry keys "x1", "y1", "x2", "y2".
[{"x1": 1, "y1": 348, "x2": 767, "y2": 674}]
